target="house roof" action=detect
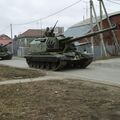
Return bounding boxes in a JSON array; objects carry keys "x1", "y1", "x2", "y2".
[
  {"x1": 70, "y1": 11, "x2": 120, "y2": 28},
  {"x1": 0, "y1": 34, "x2": 12, "y2": 45},
  {"x1": 18, "y1": 29, "x2": 45, "y2": 38},
  {"x1": 0, "y1": 34, "x2": 11, "y2": 40},
  {"x1": 64, "y1": 11, "x2": 120, "y2": 37},
  {"x1": 0, "y1": 40, "x2": 12, "y2": 45}
]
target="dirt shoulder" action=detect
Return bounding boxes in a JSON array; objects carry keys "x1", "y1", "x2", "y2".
[
  {"x1": 0, "y1": 79, "x2": 120, "y2": 120},
  {"x1": 0, "y1": 65, "x2": 45, "y2": 81}
]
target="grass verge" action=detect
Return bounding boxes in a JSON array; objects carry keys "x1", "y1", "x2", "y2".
[
  {"x1": 0, "y1": 65, "x2": 45, "y2": 81},
  {"x1": 0, "y1": 79, "x2": 120, "y2": 120}
]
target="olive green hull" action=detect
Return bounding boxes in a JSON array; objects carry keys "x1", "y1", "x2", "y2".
[
  {"x1": 25, "y1": 53, "x2": 93, "y2": 71},
  {"x1": 0, "y1": 53, "x2": 13, "y2": 60}
]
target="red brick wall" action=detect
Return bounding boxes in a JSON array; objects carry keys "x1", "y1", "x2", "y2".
[
  {"x1": 101, "y1": 15, "x2": 120, "y2": 45},
  {"x1": 79, "y1": 15, "x2": 120, "y2": 46}
]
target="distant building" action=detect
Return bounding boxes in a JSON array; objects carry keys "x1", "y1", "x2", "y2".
[
  {"x1": 14, "y1": 27, "x2": 64, "y2": 56},
  {"x1": 14, "y1": 29, "x2": 45, "y2": 56},
  {"x1": 64, "y1": 11, "x2": 120, "y2": 58},
  {"x1": 50, "y1": 27, "x2": 64, "y2": 36},
  {"x1": 0, "y1": 34, "x2": 12, "y2": 52}
]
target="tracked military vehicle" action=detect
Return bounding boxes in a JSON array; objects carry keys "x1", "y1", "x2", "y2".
[
  {"x1": 0, "y1": 42, "x2": 13, "y2": 60},
  {"x1": 24, "y1": 24, "x2": 117, "y2": 71}
]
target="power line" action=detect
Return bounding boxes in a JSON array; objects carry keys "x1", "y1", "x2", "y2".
[
  {"x1": 0, "y1": 25, "x2": 10, "y2": 33},
  {"x1": 13, "y1": 0, "x2": 82, "y2": 26},
  {"x1": 112, "y1": 0, "x2": 120, "y2": 2},
  {"x1": 82, "y1": 0, "x2": 113, "y2": 14},
  {"x1": 106, "y1": 0, "x2": 120, "y2": 5}
]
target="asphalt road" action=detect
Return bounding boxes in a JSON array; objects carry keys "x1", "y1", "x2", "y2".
[{"x1": 0, "y1": 57, "x2": 120, "y2": 86}]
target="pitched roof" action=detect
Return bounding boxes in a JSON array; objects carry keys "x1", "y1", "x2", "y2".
[
  {"x1": 0, "y1": 40, "x2": 12, "y2": 45},
  {"x1": 70, "y1": 11, "x2": 120, "y2": 28},
  {"x1": 0, "y1": 34, "x2": 11, "y2": 40},
  {"x1": 0, "y1": 34, "x2": 12, "y2": 45},
  {"x1": 64, "y1": 11, "x2": 120, "y2": 37},
  {"x1": 18, "y1": 29, "x2": 45, "y2": 38}
]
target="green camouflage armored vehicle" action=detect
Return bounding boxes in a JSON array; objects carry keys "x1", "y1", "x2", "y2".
[
  {"x1": 0, "y1": 42, "x2": 13, "y2": 60},
  {"x1": 24, "y1": 24, "x2": 117, "y2": 71}
]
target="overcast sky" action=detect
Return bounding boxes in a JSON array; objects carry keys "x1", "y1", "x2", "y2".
[{"x1": 0, "y1": 0, "x2": 120, "y2": 37}]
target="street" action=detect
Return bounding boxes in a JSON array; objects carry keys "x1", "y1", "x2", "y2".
[{"x1": 0, "y1": 57, "x2": 120, "y2": 86}]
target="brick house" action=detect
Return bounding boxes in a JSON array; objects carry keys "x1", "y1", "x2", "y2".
[
  {"x1": 64, "y1": 11, "x2": 120, "y2": 58},
  {"x1": 14, "y1": 27, "x2": 64, "y2": 56},
  {"x1": 0, "y1": 34, "x2": 12, "y2": 52},
  {"x1": 14, "y1": 29, "x2": 45, "y2": 56}
]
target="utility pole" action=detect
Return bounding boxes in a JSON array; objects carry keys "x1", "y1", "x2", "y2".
[
  {"x1": 99, "y1": 0, "x2": 103, "y2": 56},
  {"x1": 90, "y1": 0, "x2": 94, "y2": 57},
  {"x1": 85, "y1": 0, "x2": 88, "y2": 19},
  {"x1": 99, "y1": 0, "x2": 120, "y2": 54},
  {"x1": 10, "y1": 24, "x2": 13, "y2": 39},
  {"x1": 10, "y1": 24, "x2": 13, "y2": 53},
  {"x1": 90, "y1": 0, "x2": 107, "y2": 57},
  {"x1": 96, "y1": 0, "x2": 107, "y2": 56},
  {"x1": 40, "y1": 19, "x2": 43, "y2": 37}
]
